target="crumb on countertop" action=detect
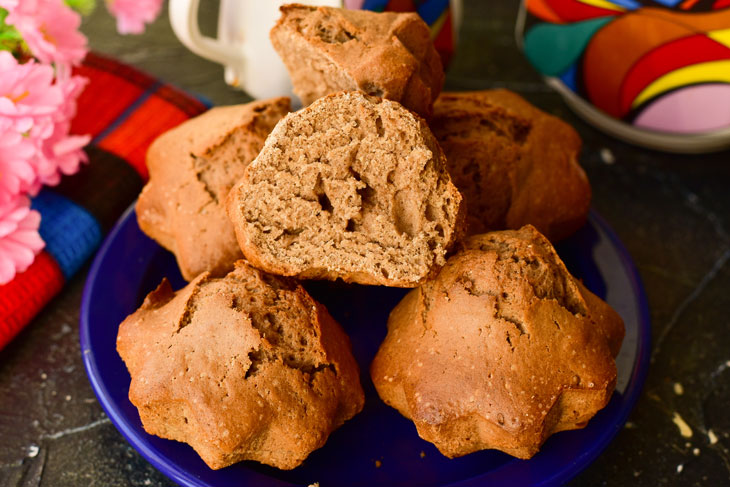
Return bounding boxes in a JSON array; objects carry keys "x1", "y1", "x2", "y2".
[
  {"x1": 600, "y1": 148, "x2": 615, "y2": 165},
  {"x1": 708, "y1": 429, "x2": 719, "y2": 445},
  {"x1": 672, "y1": 412, "x2": 693, "y2": 438}
]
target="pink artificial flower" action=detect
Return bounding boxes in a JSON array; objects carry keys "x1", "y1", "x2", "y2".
[
  {"x1": 0, "y1": 195, "x2": 44, "y2": 285},
  {"x1": 30, "y1": 74, "x2": 91, "y2": 187},
  {"x1": 0, "y1": 119, "x2": 38, "y2": 203},
  {"x1": 0, "y1": 0, "x2": 88, "y2": 68},
  {"x1": 55, "y1": 72, "x2": 88, "y2": 121},
  {"x1": 33, "y1": 132, "x2": 90, "y2": 187},
  {"x1": 0, "y1": 52, "x2": 90, "y2": 191},
  {"x1": 0, "y1": 51, "x2": 63, "y2": 133},
  {"x1": 106, "y1": 0, "x2": 163, "y2": 35}
]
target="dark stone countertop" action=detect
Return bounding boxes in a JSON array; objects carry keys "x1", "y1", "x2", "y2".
[{"x1": 2, "y1": 2, "x2": 729, "y2": 486}]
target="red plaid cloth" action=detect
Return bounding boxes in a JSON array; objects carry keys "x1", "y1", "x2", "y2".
[{"x1": 0, "y1": 52, "x2": 209, "y2": 351}]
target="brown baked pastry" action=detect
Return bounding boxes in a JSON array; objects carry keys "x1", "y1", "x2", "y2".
[
  {"x1": 430, "y1": 90, "x2": 591, "y2": 241},
  {"x1": 117, "y1": 260, "x2": 364, "y2": 470},
  {"x1": 227, "y1": 91, "x2": 465, "y2": 288},
  {"x1": 371, "y1": 225, "x2": 624, "y2": 459},
  {"x1": 270, "y1": 4, "x2": 444, "y2": 118},
  {"x1": 136, "y1": 98, "x2": 290, "y2": 281}
]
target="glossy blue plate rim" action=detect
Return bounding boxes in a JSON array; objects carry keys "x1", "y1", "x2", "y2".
[{"x1": 80, "y1": 204, "x2": 651, "y2": 487}]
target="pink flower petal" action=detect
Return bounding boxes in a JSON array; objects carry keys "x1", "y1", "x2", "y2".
[
  {"x1": 107, "y1": 0, "x2": 163, "y2": 35},
  {"x1": 10, "y1": 230, "x2": 45, "y2": 251},
  {"x1": 18, "y1": 209, "x2": 41, "y2": 229},
  {"x1": 0, "y1": 223, "x2": 17, "y2": 239},
  {"x1": 53, "y1": 134, "x2": 91, "y2": 155},
  {"x1": 0, "y1": 196, "x2": 43, "y2": 284},
  {"x1": 1, "y1": 238, "x2": 35, "y2": 265},
  {"x1": 1, "y1": 0, "x2": 88, "y2": 66},
  {"x1": 0, "y1": 254, "x2": 16, "y2": 285}
]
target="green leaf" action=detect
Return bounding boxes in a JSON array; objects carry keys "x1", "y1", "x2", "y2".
[
  {"x1": 0, "y1": 8, "x2": 10, "y2": 31},
  {"x1": 0, "y1": 8, "x2": 31, "y2": 59},
  {"x1": 64, "y1": 0, "x2": 97, "y2": 16},
  {"x1": 0, "y1": 8, "x2": 21, "y2": 51},
  {"x1": 0, "y1": 29, "x2": 21, "y2": 41},
  {"x1": 0, "y1": 30, "x2": 22, "y2": 42}
]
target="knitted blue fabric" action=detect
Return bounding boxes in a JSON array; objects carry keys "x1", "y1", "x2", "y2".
[{"x1": 31, "y1": 190, "x2": 103, "y2": 280}]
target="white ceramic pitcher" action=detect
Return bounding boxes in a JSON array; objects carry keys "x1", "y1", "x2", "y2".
[{"x1": 169, "y1": 0, "x2": 340, "y2": 100}]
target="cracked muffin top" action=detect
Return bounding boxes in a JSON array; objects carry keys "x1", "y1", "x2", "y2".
[
  {"x1": 371, "y1": 225, "x2": 624, "y2": 460},
  {"x1": 270, "y1": 4, "x2": 444, "y2": 118},
  {"x1": 116, "y1": 260, "x2": 364, "y2": 470},
  {"x1": 136, "y1": 98, "x2": 290, "y2": 281}
]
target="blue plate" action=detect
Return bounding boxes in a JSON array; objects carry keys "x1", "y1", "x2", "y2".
[{"x1": 80, "y1": 205, "x2": 650, "y2": 487}]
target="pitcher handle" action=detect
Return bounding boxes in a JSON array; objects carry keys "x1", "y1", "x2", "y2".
[{"x1": 168, "y1": 0, "x2": 245, "y2": 68}]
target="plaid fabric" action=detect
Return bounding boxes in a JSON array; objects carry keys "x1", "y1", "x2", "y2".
[{"x1": 0, "y1": 52, "x2": 209, "y2": 351}]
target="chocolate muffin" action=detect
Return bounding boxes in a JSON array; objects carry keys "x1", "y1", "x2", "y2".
[
  {"x1": 136, "y1": 98, "x2": 290, "y2": 280},
  {"x1": 371, "y1": 225, "x2": 624, "y2": 459},
  {"x1": 431, "y1": 90, "x2": 591, "y2": 241},
  {"x1": 271, "y1": 4, "x2": 443, "y2": 117},
  {"x1": 117, "y1": 261, "x2": 364, "y2": 470}
]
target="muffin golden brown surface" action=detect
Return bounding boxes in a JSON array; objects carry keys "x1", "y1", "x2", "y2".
[
  {"x1": 136, "y1": 97, "x2": 290, "y2": 281},
  {"x1": 270, "y1": 4, "x2": 444, "y2": 118},
  {"x1": 371, "y1": 225, "x2": 624, "y2": 459},
  {"x1": 117, "y1": 261, "x2": 364, "y2": 470},
  {"x1": 430, "y1": 90, "x2": 591, "y2": 241}
]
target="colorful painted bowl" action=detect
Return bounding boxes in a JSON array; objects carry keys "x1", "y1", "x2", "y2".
[{"x1": 516, "y1": 0, "x2": 730, "y2": 153}]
